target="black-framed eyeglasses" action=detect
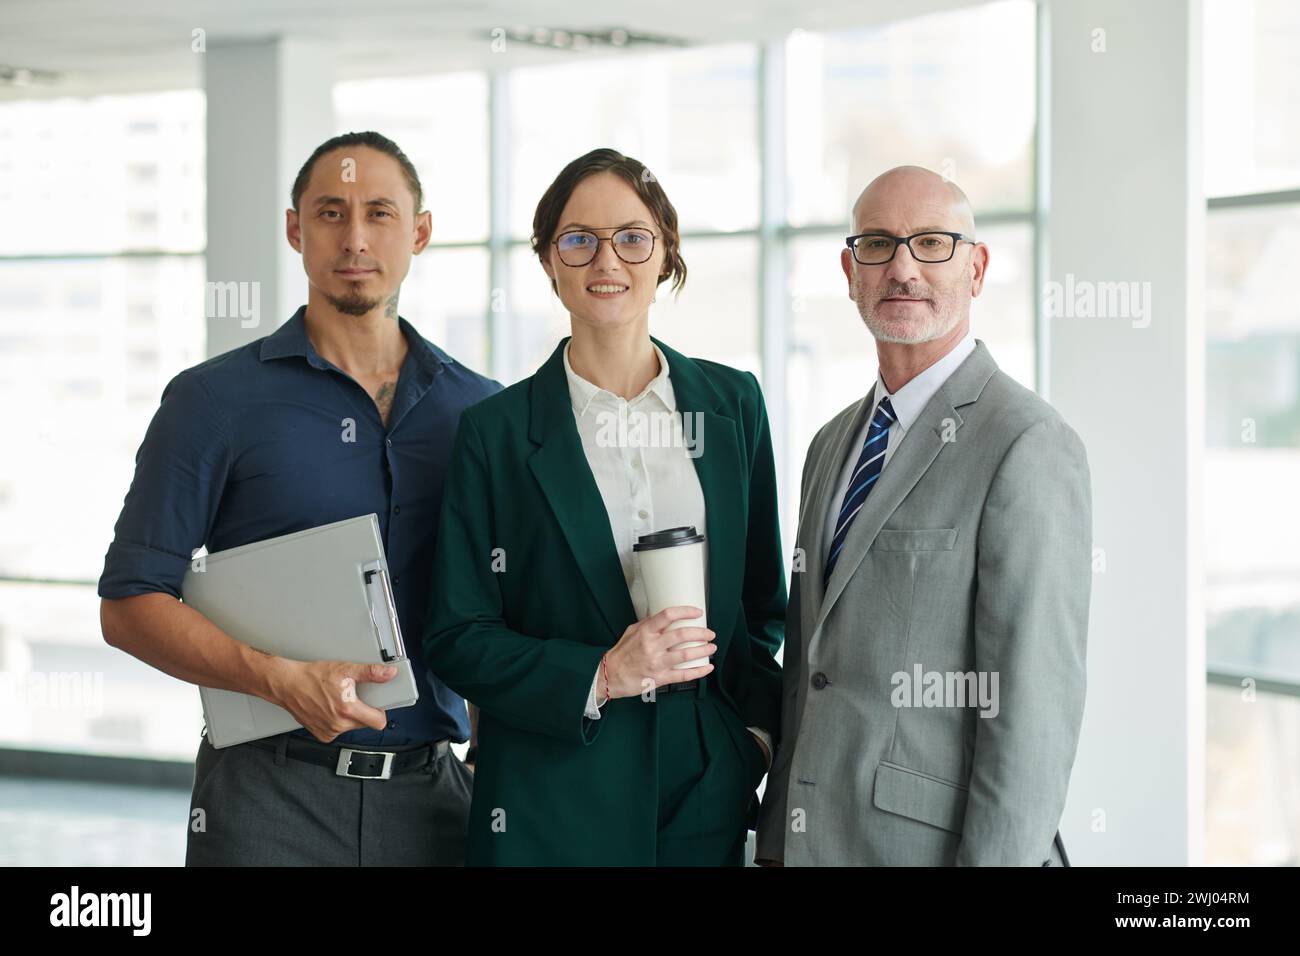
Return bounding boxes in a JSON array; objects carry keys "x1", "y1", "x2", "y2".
[
  {"x1": 553, "y1": 227, "x2": 659, "y2": 267},
  {"x1": 845, "y1": 230, "x2": 974, "y2": 265}
]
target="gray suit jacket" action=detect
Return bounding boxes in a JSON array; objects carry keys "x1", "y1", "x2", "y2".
[{"x1": 756, "y1": 339, "x2": 1091, "y2": 866}]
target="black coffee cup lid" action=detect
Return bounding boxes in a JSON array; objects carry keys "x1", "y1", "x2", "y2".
[{"x1": 633, "y1": 526, "x2": 705, "y2": 551}]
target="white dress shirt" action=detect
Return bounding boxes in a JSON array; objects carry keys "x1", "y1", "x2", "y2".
[
  {"x1": 823, "y1": 332, "x2": 976, "y2": 552},
  {"x1": 563, "y1": 341, "x2": 772, "y2": 765}
]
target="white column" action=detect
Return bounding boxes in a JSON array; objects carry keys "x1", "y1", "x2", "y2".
[
  {"x1": 1043, "y1": 0, "x2": 1205, "y2": 864},
  {"x1": 203, "y1": 38, "x2": 334, "y2": 358},
  {"x1": 488, "y1": 70, "x2": 512, "y2": 383}
]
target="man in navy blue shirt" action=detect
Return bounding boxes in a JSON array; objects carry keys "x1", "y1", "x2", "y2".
[{"x1": 99, "y1": 131, "x2": 500, "y2": 865}]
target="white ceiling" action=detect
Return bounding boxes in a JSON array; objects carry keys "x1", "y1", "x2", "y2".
[{"x1": 0, "y1": 0, "x2": 984, "y2": 100}]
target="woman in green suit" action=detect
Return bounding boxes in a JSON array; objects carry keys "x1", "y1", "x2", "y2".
[{"x1": 423, "y1": 147, "x2": 784, "y2": 866}]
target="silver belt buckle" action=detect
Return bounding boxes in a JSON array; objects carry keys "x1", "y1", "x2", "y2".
[{"x1": 335, "y1": 747, "x2": 395, "y2": 780}]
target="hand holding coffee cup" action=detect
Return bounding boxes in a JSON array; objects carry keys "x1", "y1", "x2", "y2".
[
  {"x1": 601, "y1": 605, "x2": 716, "y2": 702},
  {"x1": 633, "y1": 527, "x2": 710, "y2": 669}
]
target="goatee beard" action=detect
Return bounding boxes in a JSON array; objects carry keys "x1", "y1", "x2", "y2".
[{"x1": 325, "y1": 287, "x2": 383, "y2": 317}]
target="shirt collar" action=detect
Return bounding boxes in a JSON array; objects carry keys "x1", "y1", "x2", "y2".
[
  {"x1": 871, "y1": 330, "x2": 976, "y2": 432},
  {"x1": 562, "y1": 339, "x2": 676, "y2": 417},
  {"x1": 259, "y1": 305, "x2": 447, "y2": 379}
]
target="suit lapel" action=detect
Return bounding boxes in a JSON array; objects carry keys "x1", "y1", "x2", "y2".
[
  {"x1": 811, "y1": 340, "x2": 1001, "y2": 640},
  {"x1": 527, "y1": 339, "x2": 637, "y2": 639},
  {"x1": 652, "y1": 338, "x2": 744, "y2": 644},
  {"x1": 800, "y1": 386, "x2": 876, "y2": 626},
  {"x1": 524, "y1": 336, "x2": 745, "y2": 644}
]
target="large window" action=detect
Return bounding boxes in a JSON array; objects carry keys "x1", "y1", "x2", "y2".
[
  {"x1": 1203, "y1": 0, "x2": 1300, "y2": 865},
  {"x1": 0, "y1": 91, "x2": 206, "y2": 758},
  {"x1": 1, "y1": 4, "x2": 1039, "y2": 761},
  {"x1": 784, "y1": 1, "x2": 1036, "y2": 227},
  {"x1": 0, "y1": 92, "x2": 205, "y2": 256},
  {"x1": 1204, "y1": 1, "x2": 1300, "y2": 198}
]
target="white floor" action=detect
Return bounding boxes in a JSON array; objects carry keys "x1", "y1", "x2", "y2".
[
  {"x1": 0, "y1": 777, "x2": 190, "y2": 866},
  {"x1": 0, "y1": 776, "x2": 760, "y2": 866}
]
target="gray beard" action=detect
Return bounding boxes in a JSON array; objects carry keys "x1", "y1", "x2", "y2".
[{"x1": 858, "y1": 298, "x2": 962, "y2": 344}]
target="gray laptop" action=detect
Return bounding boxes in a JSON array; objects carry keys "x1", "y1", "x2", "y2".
[{"x1": 181, "y1": 513, "x2": 419, "y2": 748}]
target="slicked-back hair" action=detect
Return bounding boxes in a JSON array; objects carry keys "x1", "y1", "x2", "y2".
[{"x1": 291, "y1": 130, "x2": 423, "y2": 215}]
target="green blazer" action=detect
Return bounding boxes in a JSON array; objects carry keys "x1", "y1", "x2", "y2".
[{"x1": 423, "y1": 335, "x2": 786, "y2": 865}]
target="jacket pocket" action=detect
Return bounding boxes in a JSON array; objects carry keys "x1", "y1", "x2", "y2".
[
  {"x1": 870, "y1": 528, "x2": 958, "y2": 552},
  {"x1": 871, "y1": 761, "x2": 969, "y2": 834}
]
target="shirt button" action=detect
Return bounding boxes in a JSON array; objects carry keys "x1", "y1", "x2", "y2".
[
  {"x1": 393, "y1": 506, "x2": 401, "y2": 515},
  {"x1": 638, "y1": 509, "x2": 648, "y2": 520}
]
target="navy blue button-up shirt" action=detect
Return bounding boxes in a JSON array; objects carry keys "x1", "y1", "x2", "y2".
[{"x1": 99, "y1": 306, "x2": 501, "y2": 746}]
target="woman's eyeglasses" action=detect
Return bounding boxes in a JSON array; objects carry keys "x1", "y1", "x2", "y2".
[{"x1": 553, "y1": 227, "x2": 658, "y2": 267}]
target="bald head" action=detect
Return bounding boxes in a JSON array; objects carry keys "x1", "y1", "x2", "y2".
[{"x1": 850, "y1": 165, "x2": 975, "y2": 237}]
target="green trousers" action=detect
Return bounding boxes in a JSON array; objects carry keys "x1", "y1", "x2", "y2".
[{"x1": 654, "y1": 681, "x2": 766, "y2": 866}]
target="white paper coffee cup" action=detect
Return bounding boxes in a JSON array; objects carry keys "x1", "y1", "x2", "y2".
[{"x1": 634, "y1": 526, "x2": 709, "y2": 670}]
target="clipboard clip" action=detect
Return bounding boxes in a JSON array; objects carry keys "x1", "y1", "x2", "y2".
[{"x1": 361, "y1": 560, "x2": 406, "y2": 662}]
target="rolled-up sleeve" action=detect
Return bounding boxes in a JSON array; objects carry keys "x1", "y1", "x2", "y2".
[{"x1": 97, "y1": 368, "x2": 232, "y2": 600}]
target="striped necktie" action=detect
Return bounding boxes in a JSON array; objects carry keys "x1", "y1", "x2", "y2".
[{"x1": 825, "y1": 396, "x2": 896, "y2": 585}]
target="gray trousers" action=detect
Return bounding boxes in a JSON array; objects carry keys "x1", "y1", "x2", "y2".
[{"x1": 184, "y1": 732, "x2": 473, "y2": 866}]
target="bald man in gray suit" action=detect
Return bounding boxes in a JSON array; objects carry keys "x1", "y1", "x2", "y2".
[{"x1": 756, "y1": 166, "x2": 1091, "y2": 866}]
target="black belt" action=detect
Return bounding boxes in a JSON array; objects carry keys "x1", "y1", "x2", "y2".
[
  {"x1": 657, "y1": 679, "x2": 699, "y2": 695},
  {"x1": 246, "y1": 733, "x2": 451, "y2": 780}
]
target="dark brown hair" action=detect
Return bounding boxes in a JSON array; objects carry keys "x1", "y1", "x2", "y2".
[
  {"x1": 531, "y1": 147, "x2": 687, "y2": 296},
  {"x1": 291, "y1": 130, "x2": 423, "y2": 214}
]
